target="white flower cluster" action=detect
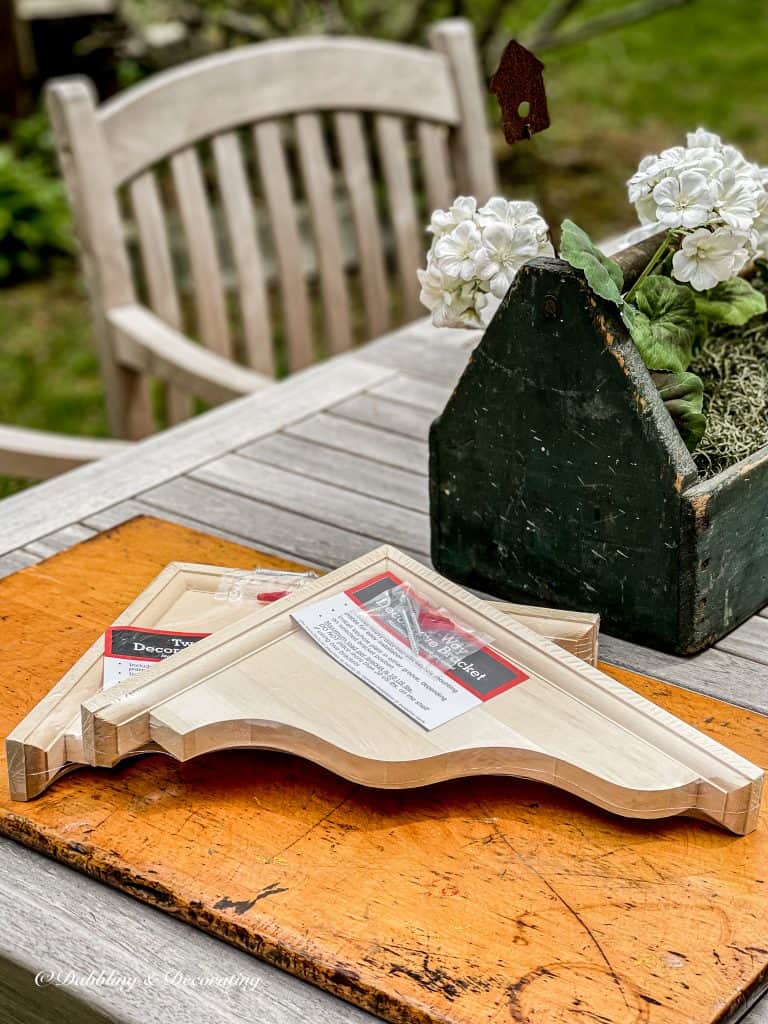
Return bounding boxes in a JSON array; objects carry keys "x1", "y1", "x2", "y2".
[
  {"x1": 418, "y1": 196, "x2": 554, "y2": 328},
  {"x1": 627, "y1": 128, "x2": 768, "y2": 291}
]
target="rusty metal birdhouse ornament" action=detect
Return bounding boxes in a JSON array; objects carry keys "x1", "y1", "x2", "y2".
[{"x1": 489, "y1": 40, "x2": 550, "y2": 143}]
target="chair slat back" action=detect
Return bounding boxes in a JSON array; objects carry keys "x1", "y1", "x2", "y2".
[
  {"x1": 98, "y1": 37, "x2": 464, "y2": 186},
  {"x1": 375, "y1": 114, "x2": 422, "y2": 321},
  {"x1": 48, "y1": 21, "x2": 496, "y2": 437},
  {"x1": 254, "y1": 119, "x2": 315, "y2": 371},
  {"x1": 128, "y1": 170, "x2": 191, "y2": 424},
  {"x1": 170, "y1": 147, "x2": 233, "y2": 360},
  {"x1": 211, "y1": 131, "x2": 274, "y2": 376},
  {"x1": 417, "y1": 122, "x2": 454, "y2": 212},
  {"x1": 296, "y1": 113, "x2": 354, "y2": 357},
  {"x1": 335, "y1": 112, "x2": 390, "y2": 338}
]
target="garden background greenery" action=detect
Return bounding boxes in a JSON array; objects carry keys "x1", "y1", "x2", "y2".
[{"x1": 1, "y1": 0, "x2": 767, "y2": 497}]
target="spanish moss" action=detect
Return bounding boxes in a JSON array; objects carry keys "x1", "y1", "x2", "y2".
[{"x1": 691, "y1": 267, "x2": 768, "y2": 479}]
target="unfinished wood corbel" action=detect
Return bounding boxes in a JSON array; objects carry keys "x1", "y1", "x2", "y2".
[
  {"x1": 81, "y1": 546, "x2": 763, "y2": 835},
  {"x1": 5, "y1": 562, "x2": 282, "y2": 800},
  {"x1": 5, "y1": 558, "x2": 598, "y2": 801}
]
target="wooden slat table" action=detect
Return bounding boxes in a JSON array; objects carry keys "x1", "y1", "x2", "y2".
[{"x1": 0, "y1": 317, "x2": 767, "y2": 1024}]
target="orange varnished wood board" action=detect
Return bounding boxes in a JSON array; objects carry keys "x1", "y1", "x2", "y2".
[{"x1": 1, "y1": 516, "x2": 767, "y2": 1024}]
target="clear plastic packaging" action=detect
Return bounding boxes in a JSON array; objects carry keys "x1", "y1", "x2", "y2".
[
  {"x1": 357, "y1": 580, "x2": 493, "y2": 673},
  {"x1": 214, "y1": 568, "x2": 318, "y2": 607}
]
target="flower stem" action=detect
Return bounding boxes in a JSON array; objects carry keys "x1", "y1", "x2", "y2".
[{"x1": 624, "y1": 234, "x2": 672, "y2": 303}]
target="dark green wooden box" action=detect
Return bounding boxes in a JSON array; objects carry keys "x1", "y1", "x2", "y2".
[{"x1": 429, "y1": 257, "x2": 768, "y2": 654}]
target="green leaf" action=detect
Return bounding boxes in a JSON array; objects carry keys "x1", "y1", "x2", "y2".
[
  {"x1": 559, "y1": 219, "x2": 624, "y2": 305},
  {"x1": 652, "y1": 371, "x2": 706, "y2": 451},
  {"x1": 621, "y1": 275, "x2": 696, "y2": 373},
  {"x1": 693, "y1": 277, "x2": 767, "y2": 326}
]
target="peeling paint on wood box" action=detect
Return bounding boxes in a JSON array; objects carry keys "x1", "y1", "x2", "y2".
[{"x1": 429, "y1": 257, "x2": 768, "y2": 654}]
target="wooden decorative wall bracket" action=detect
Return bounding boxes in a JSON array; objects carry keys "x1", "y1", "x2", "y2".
[
  {"x1": 71, "y1": 546, "x2": 761, "y2": 835},
  {"x1": 6, "y1": 559, "x2": 598, "y2": 801}
]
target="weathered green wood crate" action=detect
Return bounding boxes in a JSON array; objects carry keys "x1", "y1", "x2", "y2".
[{"x1": 429, "y1": 256, "x2": 768, "y2": 654}]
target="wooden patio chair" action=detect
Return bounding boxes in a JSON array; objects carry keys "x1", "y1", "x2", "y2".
[
  {"x1": 0, "y1": 425, "x2": 128, "y2": 481},
  {"x1": 40, "y1": 18, "x2": 497, "y2": 449}
]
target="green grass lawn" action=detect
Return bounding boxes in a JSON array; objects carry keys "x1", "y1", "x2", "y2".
[
  {"x1": 2, "y1": 0, "x2": 768, "y2": 499},
  {"x1": 0, "y1": 270, "x2": 104, "y2": 497}
]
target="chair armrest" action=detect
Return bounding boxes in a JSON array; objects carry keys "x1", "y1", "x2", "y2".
[
  {"x1": 0, "y1": 425, "x2": 130, "y2": 481},
  {"x1": 108, "y1": 305, "x2": 271, "y2": 406}
]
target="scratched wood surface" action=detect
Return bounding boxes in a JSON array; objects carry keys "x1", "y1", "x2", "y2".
[{"x1": 1, "y1": 517, "x2": 767, "y2": 1024}]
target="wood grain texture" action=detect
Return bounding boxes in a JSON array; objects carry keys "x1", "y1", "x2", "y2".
[
  {"x1": 332, "y1": 393, "x2": 436, "y2": 439},
  {"x1": 0, "y1": 549, "x2": 40, "y2": 580},
  {"x1": 375, "y1": 115, "x2": 421, "y2": 321},
  {"x1": 212, "y1": 130, "x2": 275, "y2": 377},
  {"x1": 254, "y1": 119, "x2": 316, "y2": 372},
  {"x1": 189, "y1": 455, "x2": 431, "y2": 554},
  {"x1": 362, "y1": 319, "x2": 480, "y2": 385},
  {"x1": 0, "y1": 838, "x2": 378, "y2": 1024},
  {"x1": 239, "y1": 432, "x2": 429, "y2": 512},
  {"x1": 141, "y1": 476, "x2": 426, "y2": 568},
  {"x1": 335, "y1": 112, "x2": 390, "y2": 339},
  {"x1": 129, "y1": 169, "x2": 191, "y2": 427},
  {"x1": 417, "y1": 121, "x2": 453, "y2": 213},
  {"x1": 170, "y1": 147, "x2": 232, "y2": 360},
  {"x1": 46, "y1": 77, "x2": 153, "y2": 440},
  {"x1": 85, "y1": 498, "x2": 322, "y2": 562},
  {"x1": 717, "y1": 615, "x2": 768, "y2": 667},
  {"x1": 1, "y1": 519, "x2": 768, "y2": 1024},
  {"x1": 296, "y1": 112, "x2": 353, "y2": 356},
  {"x1": 368, "y1": 374, "x2": 453, "y2": 412},
  {"x1": 286, "y1": 413, "x2": 428, "y2": 474},
  {"x1": 24, "y1": 524, "x2": 97, "y2": 559},
  {"x1": 599, "y1": 632, "x2": 768, "y2": 718}
]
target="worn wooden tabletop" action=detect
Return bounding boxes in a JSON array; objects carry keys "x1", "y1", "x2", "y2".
[{"x1": 0, "y1": 317, "x2": 766, "y2": 1024}]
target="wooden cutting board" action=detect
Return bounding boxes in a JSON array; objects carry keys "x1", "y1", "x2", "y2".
[{"x1": 1, "y1": 515, "x2": 767, "y2": 1024}]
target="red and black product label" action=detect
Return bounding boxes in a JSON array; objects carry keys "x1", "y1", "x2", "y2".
[
  {"x1": 345, "y1": 573, "x2": 528, "y2": 700},
  {"x1": 104, "y1": 627, "x2": 210, "y2": 663}
]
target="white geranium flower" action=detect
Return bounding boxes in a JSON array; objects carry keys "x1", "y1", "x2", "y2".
[
  {"x1": 433, "y1": 220, "x2": 485, "y2": 281},
  {"x1": 635, "y1": 193, "x2": 660, "y2": 225},
  {"x1": 478, "y1": 197, "x2": 546, "y2": 232},
  {"x1": 719, "y1": 144, "x2": 754, "y2": 177},
  {"x1": 752, "y1": 190, "x2": 768, "y2": 256},
  {"x1": 680, "y1": 147, "x2": 725, "y2": 180},
  {"x1": 714, "y1": 168, "x2": 761, "y2": 231},
  {"x1": 671, "y1": 227, "x2": 749, "y2": 291},
  {"x1": 628, "y1": 151, "x2": 679, "y2": 204},
  {"x1": 417, "y1": 264, "x2": 484, "y2": 329},
  {"x1": 686, "y1": 127, "x2": 722, "y2": 149},
  {"x1": 475, "y1": 222, "x2": 554, "y2": 298},
  {"x1": 419, "y1": 193, "x2": 552, "y2": 329},
  {"x1": 628, "y1": 130, "x2": 768, "y2": 242},
  {"x1": 755, "y1": 174, "x2": 768, "y2": 254},
  {"x1": 474, "y1": 223, "x2": 536, "y2": 298},
  {"x1": 652, "y1": 169, "x2": 716, "y2": 229},
  {"x1": 428, "y1": 196, "x2": 477, "y2": 237}
]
